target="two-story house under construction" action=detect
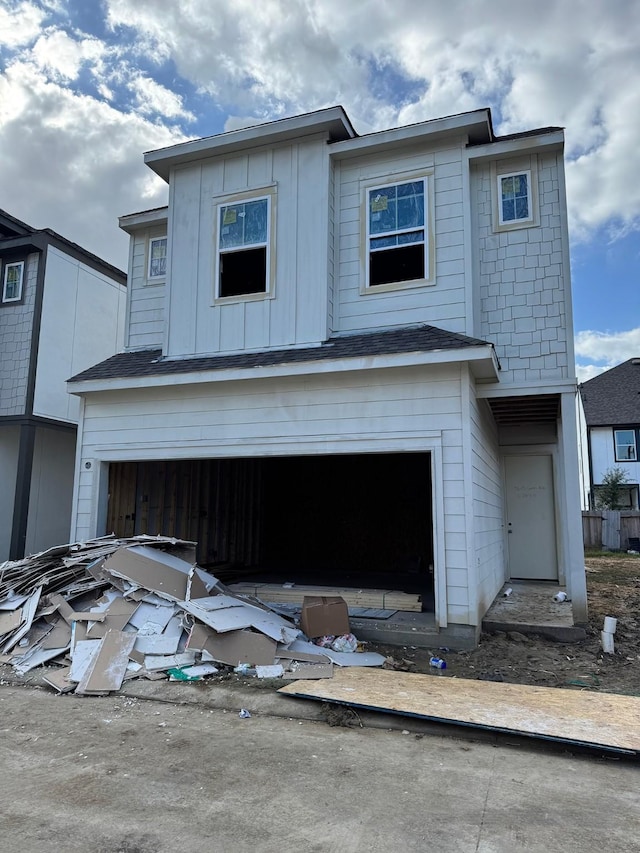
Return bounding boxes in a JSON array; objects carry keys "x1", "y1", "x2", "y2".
[
  {"x1": 67, "y1": 107, "x2": 587, "y2": 646},
  {"x1": 0, "y1": 209, "x2": 126, "y2": 561}
]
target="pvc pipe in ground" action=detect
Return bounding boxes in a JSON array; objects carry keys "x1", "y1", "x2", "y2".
[
  {"x1": 603, "y1": 616, "x2": 617, "y2": 634},
  {"x1": 601, "y1": 630, "x2": 615, "y2": 654}
]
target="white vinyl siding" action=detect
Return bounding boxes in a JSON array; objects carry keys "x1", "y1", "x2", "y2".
[
  {"x1": 468, "y1": 377, "x2": 504, "y2": 622},
  {"x1": 127, "y1": 229, "x2": 166, "y2": 350}
]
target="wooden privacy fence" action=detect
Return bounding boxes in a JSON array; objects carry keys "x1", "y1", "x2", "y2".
[{"x1": 582, "y1": 511, "x2": 640, "y2": 551}]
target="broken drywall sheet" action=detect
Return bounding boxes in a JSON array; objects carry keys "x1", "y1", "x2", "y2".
[
  {"x1": 187, "y1": 623, "x2": 277, "y2": 667},
  {"x1": 105, "y1": 545, "x2": 209, "y2": 603},
  {"x1": 2, "y1": 586, "x2": 42, "y2": 653},
  {"x1": 144, "y1": 651, "x2": 197, "y2": 671},
  {"x1": 132, "y1": 614, "x2": 184, "y2": 655},
  {"x1": 0, "y1": 609, "x2": 23, "y2": 636},
  {"x1": 0, "y1": 594, "x2": 29, "y2": 611},
  {"x1": 13, "y1": 644, "x2": 70, "y2": 676},
  {"x1": 76, "y1": 630, "x2": 137, "y2": 694},
  {"x1": 70, "y1": 639, "x2": 102, "y2": 683},
  {"x1": 287, "y1": 638, "x2": 386, "y2": 667},
  {"x1": 127, "y1": 601, "x2": 176, "y2": 633}
]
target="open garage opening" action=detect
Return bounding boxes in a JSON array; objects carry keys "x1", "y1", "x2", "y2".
[{"x1": 106, "y1": 452, "x2": 434, "y2": 612}]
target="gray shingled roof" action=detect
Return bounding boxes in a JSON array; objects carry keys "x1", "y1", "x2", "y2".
[
  {"x1": 69, "y1": 324, "x2": 494, "y2": 383},
  {"x1": 579, "y1": 359, "x2": 640, "y2": 426}
]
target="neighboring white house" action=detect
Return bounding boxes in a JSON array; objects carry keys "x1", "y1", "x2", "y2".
[
  {"x1": 0, "y1": 209, "x2": 127, "y2": 560},
  {"x1": 67, "y1": 106, "x2": 587, "y2": 646},
  {"x1": 579, "y1": 359, "x2": 640, "y2": 510}
]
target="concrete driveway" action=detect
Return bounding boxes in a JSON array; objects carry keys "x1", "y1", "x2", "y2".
[{"x1": 0, "y1": 681, "x2": 637, "y2": 852}]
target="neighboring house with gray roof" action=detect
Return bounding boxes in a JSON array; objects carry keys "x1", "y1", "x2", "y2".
[
  {"x1": 579, "y1": 359, "x2": 640, "y2": 510},
  {"x1": 0, "y1": 209, "x2": 126, "y2": 561},
  {"x1": 67, "y1": 106, "x2": 587, "y2": 644}
]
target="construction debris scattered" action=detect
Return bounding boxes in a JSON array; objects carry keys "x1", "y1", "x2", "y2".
[{"x1": 0, "y1": 535, "x2": 385, "y2": 695}]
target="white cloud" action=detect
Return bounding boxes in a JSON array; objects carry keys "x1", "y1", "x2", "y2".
[
  {"x1": 0, "y1": 1, "x2": 45, "y2": 48},
  {"x1": 129, "y1": 74, "x2": 195, "y2": 121},
  {"x1": 0, "y1": 58, "x2": 186, "y2": 268},
  {"x1": 575, "y1": 328, "x2": 640, "y2": 362},
  {"x1": 102, "y1": 0, "x2": 640, "y2": 241},
  {"x1": 31, "y1": 28, "x2": 105, "y2": 81}
]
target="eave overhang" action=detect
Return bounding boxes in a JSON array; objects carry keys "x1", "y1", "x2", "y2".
[
  {"x1": 145, "y1": 106, "x2": 357, "y2": 182},
  {"x1": 68, "y1": 344, "x2": 500, "y2": 396}
]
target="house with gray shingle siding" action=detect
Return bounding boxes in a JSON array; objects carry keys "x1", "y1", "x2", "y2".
[
  {"x1": 67, "y1": 106, "x2": 587, "y2": 645},
  {"x1": 0, "y1": 210, "x2": 126, "y2": 560},
  {"x1": 579, "y1": 359, "x2": 640, "y2": 510}
]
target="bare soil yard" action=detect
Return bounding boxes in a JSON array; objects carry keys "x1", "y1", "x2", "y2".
[{"x1": 373, "y1": 553, "x2": 640, "y2": 697}]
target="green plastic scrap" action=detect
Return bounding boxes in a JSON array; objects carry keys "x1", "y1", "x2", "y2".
[{"x1": 167, "y1": 666, "x2": 202, "y2": 681}]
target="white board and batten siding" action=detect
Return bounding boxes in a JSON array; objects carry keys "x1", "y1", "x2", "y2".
[
  {"x1": 126, "y1": 226, "x2": 167, "y2": 351},
  {"x1": 33, "y1": 246, "x2": 127, "y2": 424},
  {"x1": 472, "y1": 151, "x2": 571, "y2": 386},
  {"x1": 334, "y1": 143, "x2": 468, "y2": 336},
  {"x1": 166, "y1": 135, "x2": 332, "y2": 359},
  {"x1": 73, "y1": 363, "x2": 475, "y2": 625}
]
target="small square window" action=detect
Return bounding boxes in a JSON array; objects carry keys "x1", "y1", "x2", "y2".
[
  {"x1": 2, "y1": 261, "x2": 24, "y2": 302},
  {"x1": 497, "y1": 171, "x2": 532, "y2": 225},
  {"x1": 614, "y1": 429, "x2": 637, "y2": 461},
  {"x1": 366, "y1": 179, "x2": 427, "y2": 288},
  {"x1": 148, "y1": 237, "x2": 167, "y2": 280},
  {"x1": 217, "y1": 196, "x2": 270, "y2": 298}
]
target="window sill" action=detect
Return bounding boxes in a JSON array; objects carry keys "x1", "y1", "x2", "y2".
[
  {"x1": 213, "y1": 290, "x2": 274, "y2": 306},
  {"x1": 360, "y1": 277, "x2": 435, "y2": 296}
]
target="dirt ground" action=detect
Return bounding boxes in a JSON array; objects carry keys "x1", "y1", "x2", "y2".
[{"x1": 371, "y1": 553, "x2": 640, "y2": 697}]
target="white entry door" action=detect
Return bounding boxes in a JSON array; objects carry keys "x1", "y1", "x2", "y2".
[{"x1": 504, "y1": 454, "x2": 558, "y2": 580}]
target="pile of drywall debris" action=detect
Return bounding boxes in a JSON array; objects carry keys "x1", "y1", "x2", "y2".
[{"x1": 0, "y1": 535, "x2": 384, "y2": 694}]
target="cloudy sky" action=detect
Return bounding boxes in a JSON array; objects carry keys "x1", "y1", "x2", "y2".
[{"x1": 1, "y1": 0, "x2": 639, "y2": 379}]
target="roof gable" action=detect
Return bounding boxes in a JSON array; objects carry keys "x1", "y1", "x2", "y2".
[{"x1": 580, "y1": 359, "x2": 640, "y2": 425}]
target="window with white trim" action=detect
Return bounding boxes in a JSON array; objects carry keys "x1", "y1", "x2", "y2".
[
  {"x1": 497, "y1": 171, "x2": 532, "y2": 225},
  {"x1": 217, "y1": 195, "x2": 270, "y2": 298},
  {"x1": 147, "y1": 237, "x2": 167, "y2": 280},
  {"x1": 366, "y1": 179, "x2": 427, "y2": 288},
  {"x1": 614, "y1": 429, "x2": 637, "y2": 461},
  {"x1": 2, "y1": 261, "x2": 24, "y2": 303}
]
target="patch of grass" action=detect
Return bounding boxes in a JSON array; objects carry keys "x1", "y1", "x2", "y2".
[{"x1": 584, "y1": 549, "x2": 640, "y2": 559}]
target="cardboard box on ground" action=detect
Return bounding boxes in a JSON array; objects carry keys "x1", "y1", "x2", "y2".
[
  {"x1": 300, "y1": 596, "x2": 350, "y2": 638},
  {"x1": 0, "y1": 536, "x2": 385, "y2": 695}
]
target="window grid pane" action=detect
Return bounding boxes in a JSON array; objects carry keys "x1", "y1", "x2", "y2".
[
  {"x1": 369, "y1": 181, "x2": 424, "y2": 237},
  {"x1": 615, "y1": 430, "x2": 637, "y2": 461},
  {"x1": 220, "y1": 199, "x2": 268, "y2": 250},
  {"x1": 500, "y1": 173, "x2": 529, "y2": 222},
  {"x1": 149, "y1": 238, "x2": 167, "y2": 277},
  {"x1": 4, "y1": 264, "x2": 22, "y2": 300}
]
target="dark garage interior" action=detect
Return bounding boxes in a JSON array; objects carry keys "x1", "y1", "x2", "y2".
[{"x1": 106, "y1": 452, "x2": 434, "y2": 609}]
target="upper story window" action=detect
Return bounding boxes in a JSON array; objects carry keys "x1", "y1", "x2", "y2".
[
  {"x1": 2, "y1": 260, "x2": 24, "y2": 303},
  {"x1": 366, "y1": 179, "x2": 427, "y2": 289},
  {"x1": 492, "y1": 158, "x2": 538, "y2": 232},
  {"x1": 147, "y1": 237, "x2": 167, "y2": 281},
  {"x1": 217, "y1": 195, "x2": 271, "y2": 299},
  {"x1": 498, "y1": 171, "x2": 532, "y2": 225},
  {"x1": 614, "y1": 429, "x2": 637, "y2": 462}
]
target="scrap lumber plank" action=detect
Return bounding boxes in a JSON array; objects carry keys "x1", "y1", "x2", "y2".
[
  {"x1": 279, "y1": 668, "x2": 640, "y2": 755},
  {"x1": 229, "y1": 583, "x2": 422, "y2": 612}
]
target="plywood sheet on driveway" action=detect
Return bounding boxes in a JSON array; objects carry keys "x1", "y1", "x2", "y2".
[{"x1": 279, "y1": 668, "x2": 640, "y2": 754}]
